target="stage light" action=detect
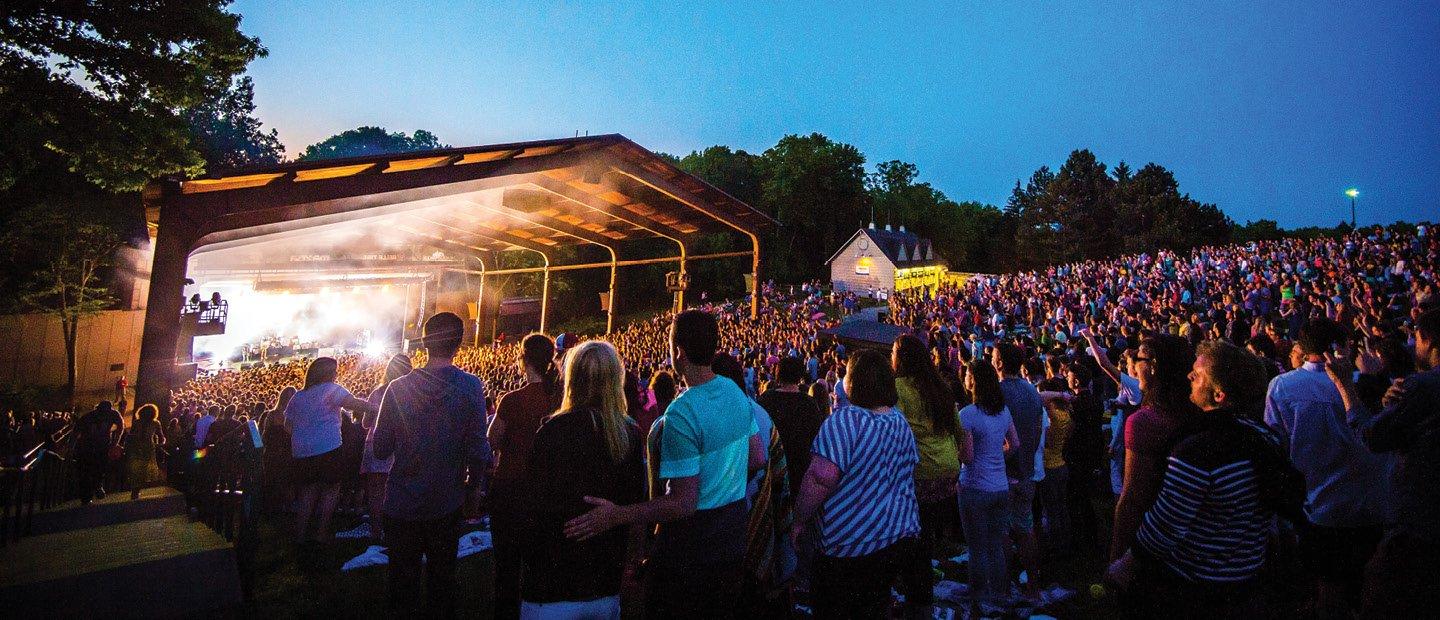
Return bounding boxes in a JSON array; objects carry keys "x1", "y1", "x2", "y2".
[{"x1": 365, "y1": 339, "x2": 387, "y2": 357}]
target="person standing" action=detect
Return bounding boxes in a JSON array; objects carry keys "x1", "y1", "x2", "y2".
[
  {"x1": 758, "y1": 357, "x2": 825, "y2": 504},
  {"x1": 489, "y1": 334, "x2": 561, "y2": 620},
  {"x1": 284, "y1": 357, "x2": 376, "y2": 549},
  {"x1": 891, "y1": 335, "x2": 962, "y2": 615},
  {"x1": 638, "y1": 371, "x2": 676, "y2": 443},
  {"x1": 1082, "y1": 331, "x2": 1142, "y2": 498},
  {"x1": 1108, "y1": 341, "x2": 1279, "y2": 618},
  {"x1": 193, "y1": 405, "x2": 216, "y2": 447},
  {"x1": 563, "y1": 309, "x2": 764, "y2": 618},
  {"x1": 76, "y1": 400, "x2": 123, "y2": 504},
  {"x1": 958, "y1": 361, "x2": 1017, "y2": 614},
  {"x1": 790, "y1": 349, "x2": 922, "y2": 619},
  {"x1": 991, "y1": 343, "x2": 1043, "y2": 598},
  {"x1": 521, "y1": 341, "x2": 644, "y2": 619},
  {"x1": 757, "y1": 355, "x2": 826, "y2": 595},
  {"x1": 1264, "y1": 318, "x2": 1392, "y2": 616},
  {"x1": 124, "y1": 404, "x2": 166, "y2": 500},
  {"x1": 114, "y1": 375, "x2": 128, "y2": 404},
  {"x1": 1037, "y1": 395, "x2": 1073, "y2": 552},
  {"x1": 260, "y1": 386, "x2": 297, "y2": 515},
  {"x1": 1107, "y1": 335, "x2": 1198, "y2": 561},
  {"x1": 1324, "y1": 307, "x2": 1440, "y2": 618},
  {"x1": 1062, "y1": 363, "x2": 1105, "y2": 556},
  {"x1": 372, "y1": 313, "x2": 491, "y2": 616},
  {"x1": 360, "y1": 354, "x2": 412, "y2": 543}
]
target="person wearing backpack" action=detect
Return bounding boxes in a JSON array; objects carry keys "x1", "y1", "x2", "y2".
[{"x1": 1107, "y1": 341, "x2": 1294, "y2": 618}]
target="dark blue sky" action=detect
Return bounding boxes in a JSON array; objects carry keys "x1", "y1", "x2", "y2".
[{"x1": 233, "y1": 0, "x2": 1438, "y2": 228}]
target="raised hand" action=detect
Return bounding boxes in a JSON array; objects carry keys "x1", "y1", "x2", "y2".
[
  {"x1": 1321, "y1": 351, "x2": 1354, "y2": 388},
  {"x1": 1354, "y1": 350, "x2": 1385, "y2": 375},
  {"x1": 1382, "y1": 379, "x2": 1407, "y2": 409}
]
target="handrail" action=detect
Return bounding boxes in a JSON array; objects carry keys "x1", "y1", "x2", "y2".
[{"x1": 0, "y1": 445, "x2": 47, "y2": 473}]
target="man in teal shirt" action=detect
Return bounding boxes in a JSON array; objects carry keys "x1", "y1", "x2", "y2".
[{"x1": 566, "y1": 309, "x2": 763, "y2": 617}]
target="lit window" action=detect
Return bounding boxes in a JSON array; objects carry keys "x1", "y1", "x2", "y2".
[{"x1": 855, "y1": 256, "x2": 872, "y2": 275}]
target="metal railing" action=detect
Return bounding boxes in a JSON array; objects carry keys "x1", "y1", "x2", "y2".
[
  {"x1": 0, "y1": 426, "x2": 76, "y2": 546},
  {"x1": 185, "y1": 423, "x2": 262, "y2": 596}
]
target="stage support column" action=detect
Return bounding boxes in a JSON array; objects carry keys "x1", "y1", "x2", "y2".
[
  {"x1": 475, "y1": 257, "x2": 487, "y2": 347},
  {"x1": 606, "y1": 249, "x2": 618, "y2": 335},
  {"x1": 674, "y1": 238, "x2": 688, "y2": 313},
  {"x1": 750, "y1": 234, "x2": 761, "y2": 320},
  {"x1": 137, "y1": 187, "x2": 201, "y2": 416},
  {"x1": 539, "y1": 262, "x2": 551, "y2": 334},
  {"x1": 480, "y1": 277, "x2": 492, "y2": 346}
]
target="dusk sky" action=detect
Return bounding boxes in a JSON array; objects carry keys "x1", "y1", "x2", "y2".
[{"x1": 232, "y1": 0, "x2": 1438, "y2": 228}]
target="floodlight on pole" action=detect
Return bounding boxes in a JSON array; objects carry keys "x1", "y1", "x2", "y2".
[{"x1": 1345, "y1": 188, "x2": 1359, "y2": 228}]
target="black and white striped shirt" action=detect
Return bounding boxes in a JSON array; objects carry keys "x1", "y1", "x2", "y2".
[{"x1": 1136, "y1": 411, "x2": 1276, "y2": 583}]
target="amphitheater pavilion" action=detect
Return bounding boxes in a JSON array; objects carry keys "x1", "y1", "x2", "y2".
[{"x1": 136, "y1": 134, "x2": 774, "y2": 411}]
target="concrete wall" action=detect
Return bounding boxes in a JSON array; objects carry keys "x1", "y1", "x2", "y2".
[
  {"x1": 0, "y1": 310, "x2": 146, "y2": 403},
  {"x1": 829, "y1": 238, "x2": 896, "y2": 294}
]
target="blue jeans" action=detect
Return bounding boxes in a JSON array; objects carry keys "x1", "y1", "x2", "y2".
[{"x1": 959, "y1": 487, "x2": 1011, "y2": 603}]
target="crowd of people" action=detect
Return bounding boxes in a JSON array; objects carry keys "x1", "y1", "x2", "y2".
[{"x1": 52, "y1": 225, "x2": 1435, "y2": 618}]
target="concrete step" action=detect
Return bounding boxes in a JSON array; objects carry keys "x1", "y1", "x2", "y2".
[
  {"x1": 0, "y1": 513, "x2": 240, "y2": 617},
  {"x1": 28, "y1": 487, "x2": 188, "y2": 536}
]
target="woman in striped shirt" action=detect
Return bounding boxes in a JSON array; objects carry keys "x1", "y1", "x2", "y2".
[
  {"x1": 1108, "y1": 341, "x2": 1278, "y2": 618},
  {"x1": 790, "y1": 349, "x2": 921, "y2": 618}
]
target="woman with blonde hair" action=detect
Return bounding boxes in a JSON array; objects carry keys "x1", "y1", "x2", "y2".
[
  {"x1": 360, "y1": 354, "x2": 412, "y2": 542},
  {"x1": 521, "y1": 341, "x2": 645, "y2": 619}
]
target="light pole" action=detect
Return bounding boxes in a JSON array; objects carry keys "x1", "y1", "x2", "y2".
[{"x1": 1345, "y1": 188, "x2": 1359, "y2": 228}]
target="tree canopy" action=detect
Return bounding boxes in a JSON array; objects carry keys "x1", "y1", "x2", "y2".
[
  {"x1": 298, "y1": 127, "x2": 448, "y2": 161},
  {"x1": 185, "y1": 76, "x2": 285, "y2": 172},
  {"x1": 1, "y1": 0, "x2": 266, "y2": 192},
  {"x1": 670, "y1": 137, "x2": 1245, "y2": 280}
]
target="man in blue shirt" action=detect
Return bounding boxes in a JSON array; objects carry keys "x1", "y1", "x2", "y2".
[
  {"x1": 565, "y1": 309, "x2": 763, "y2": 617},
  {"x1": 993, "y1": 342, "x2": 1044, "y2": 600},
  {"x1": 1325, "y1": 307, "x2": 1440, "y2": 619},
  {"x1": 1265, "y1": 318, "x2": 1392, "y2": 617},
  {"x1": 373, "y1": 312, "x2": 490, "y2": 616}
]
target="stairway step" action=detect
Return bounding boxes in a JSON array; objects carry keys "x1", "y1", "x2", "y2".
[
  {"x1": 0, "y1": 513, "x2": 232, "y2": 589},
  {"x1": 27, "y1": 487, "x2": 188, "y2": 536},
  {"x1": 0, "y1": 512, "x2": 241, "y2": 616}
]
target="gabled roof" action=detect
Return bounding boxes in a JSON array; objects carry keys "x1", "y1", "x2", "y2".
[{"x1": 824, "y1": 226, "x2": 947, "y2": 267}]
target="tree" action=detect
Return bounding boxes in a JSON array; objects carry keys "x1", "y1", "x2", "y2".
[
  {"x1": 677, "y1": 146, "x2": 762, "y2": 207},
  {"x1": 757, "y1": 134, "x2": 869, "y2": 283},
  {"x1": 1007, "y1": 166, "x2": 1061, "y2": 269},
  {"x1": 185, "y1": 76, "x2": 285, "y2": 172},
  {"x1": 1049, "y1": 149, "x2": 1119, "y2": 261},
  {"x1": 4, "y1": 208, "x2": 123, "y2": 405},
  {"x1": 299, "y1": 127, "x2": 449, "y2": 161},
  {"x1": 1, "y1": 0, "x2": 265, "y2": 192}
]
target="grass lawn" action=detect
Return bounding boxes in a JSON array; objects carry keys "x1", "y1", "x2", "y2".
[
  {"x1": 240, "y1": 517, "x2": 495, "y2": 618},
  {"x1": 235, "y1": 490, "x2": 1302, "y2": 618}
]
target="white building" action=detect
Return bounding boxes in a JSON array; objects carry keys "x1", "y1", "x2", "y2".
[{"x1": 825, "y1": 224, "x2": 947, "y2": 295}]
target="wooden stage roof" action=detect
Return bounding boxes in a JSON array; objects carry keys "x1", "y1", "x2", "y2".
[{"x1": 146, "y1": 134, "x2": 774, "y2": 259}]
